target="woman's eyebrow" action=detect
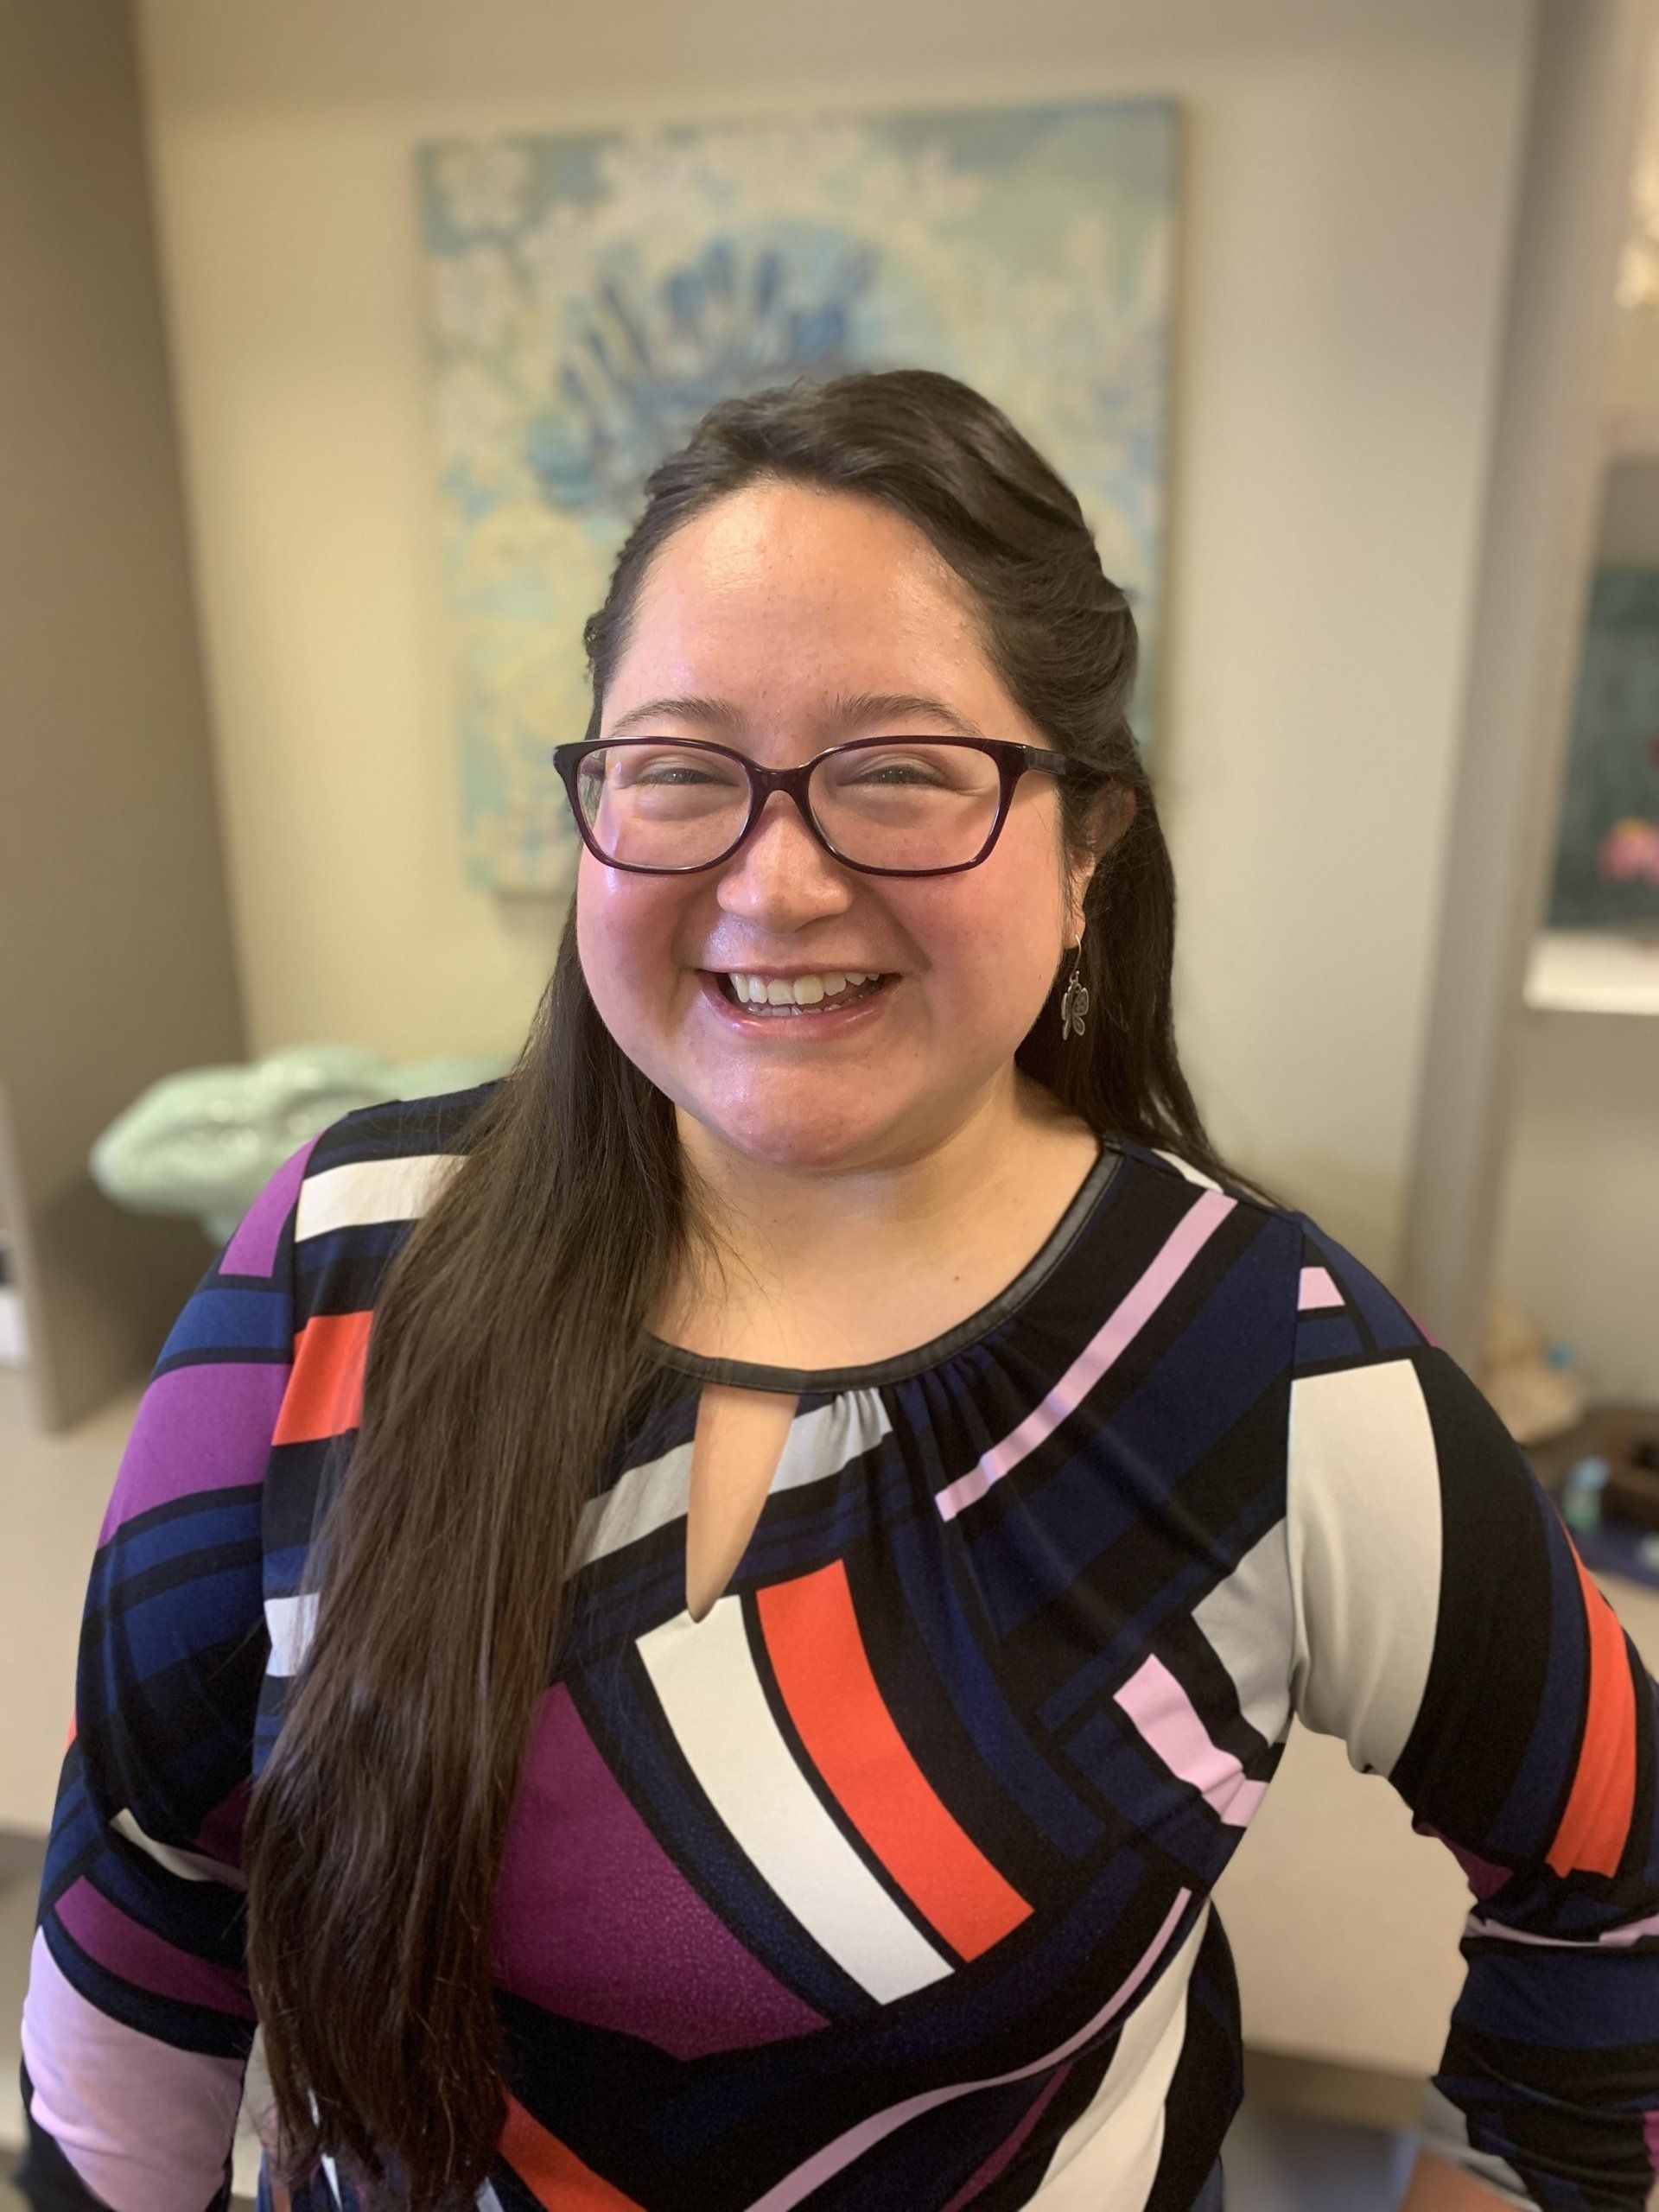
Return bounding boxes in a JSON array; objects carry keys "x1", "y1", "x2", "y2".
[
  {"x1": 605, "y1": 691, "x2": 986, "y2": 740},
  {"x1": 830, "y1": 691, "x2": 987, "y2": 739},
  {"x1": 607, "y1": 696, "x2": 747, "y2": 739}
]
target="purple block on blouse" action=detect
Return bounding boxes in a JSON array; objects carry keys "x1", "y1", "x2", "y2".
[
  {"x1": 220, "y1": 1135, "x2": 321, "y2": 1277},
  {"x1": 99, "y1": 1362, "x2": 289, "y2": 1545},
  {"x1": 1416, "y1": 1820, "x2": 1512, "y2": 1904},
  {"x1": 54, "y1": 1877, "x2": 256, "y2": 2018},
  {"x1": 491, "y1": 1683, "x2": 828, "y2": 2061}
]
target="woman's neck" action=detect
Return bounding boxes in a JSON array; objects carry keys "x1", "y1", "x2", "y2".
[{"x1": 658, "y1": 1073, "x2": 1097, "y2": 1363}]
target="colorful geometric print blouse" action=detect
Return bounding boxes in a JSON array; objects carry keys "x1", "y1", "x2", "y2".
[{"x1": 15, "y1": 1081, "x2": 1659, "y2": 2212}]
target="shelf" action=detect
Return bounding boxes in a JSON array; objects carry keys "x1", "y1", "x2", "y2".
[{"x1": 1524, "y1": 927, "x2": 1659, "y2": 1014}]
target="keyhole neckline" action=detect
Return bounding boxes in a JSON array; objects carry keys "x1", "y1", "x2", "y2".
[{"x1": 682, "y1": 1382, "x2": 800, "y2": 1626}]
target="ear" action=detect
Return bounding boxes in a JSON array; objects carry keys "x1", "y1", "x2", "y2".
[
  {"x1": 1065, "y1": 785, "x2": 1137, "y2": 940},
  {"x1": 1065, "y1": 851, "x2": 1097, "y2": 943}
]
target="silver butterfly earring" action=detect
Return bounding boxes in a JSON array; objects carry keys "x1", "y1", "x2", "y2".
[{"x1": 1060, "y1": 935, "x2": 1090, "y2": 1041}]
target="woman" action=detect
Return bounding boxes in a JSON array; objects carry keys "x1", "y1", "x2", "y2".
[{"x1": 16, "y1": 370, "x2": 1659, "y2": 2212}]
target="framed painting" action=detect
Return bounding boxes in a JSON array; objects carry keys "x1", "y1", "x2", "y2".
[{"x1": 416, "y1": 102, "x2": 1179, "y2": 894}]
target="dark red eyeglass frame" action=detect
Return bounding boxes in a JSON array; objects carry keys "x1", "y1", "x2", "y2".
[{"x1": 550, "y1": 734, "x2": 1071, "y2": 878}]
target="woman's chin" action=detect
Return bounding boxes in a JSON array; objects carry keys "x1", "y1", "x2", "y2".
[{"x1": 681, "y1": 1099, "x2": 903, "y2": 1177}]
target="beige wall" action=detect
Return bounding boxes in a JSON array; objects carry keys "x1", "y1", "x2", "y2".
[
  {"x1": 135, "y1": 0, "x2": 1533, "y2": 1264},
  {"x1": 1, "y1": 0, "x2": 246, "y2": 1426}
]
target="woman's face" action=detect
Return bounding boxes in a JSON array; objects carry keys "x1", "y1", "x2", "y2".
[{"x1": 575, "y1": 480, "x2": 1098, "y2": 1174}]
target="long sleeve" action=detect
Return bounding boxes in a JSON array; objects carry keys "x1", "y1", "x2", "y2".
[
  {"x1": 12, "y1": 1140, "x2": 318, "y2": 2212},
  {"x1": 1285, "y1": 1209, "x2": 1659, "y2": 2210}
]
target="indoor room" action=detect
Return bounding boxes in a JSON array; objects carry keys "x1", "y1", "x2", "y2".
[{"x1": 3, "y1": 3, "x2": 1656, "y2": 2209}]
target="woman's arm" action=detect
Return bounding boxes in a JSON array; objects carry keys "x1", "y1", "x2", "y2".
[
  {"x1": 12, "y1": 1138, "x2": 318, "y2": 2212},
  {"x1": 1400, "y1": 2149, "x2": 1539, "y2": 2209},
  {"x1": 1283, "y1": 1207, "x2": 1659, "y2": 2209}
]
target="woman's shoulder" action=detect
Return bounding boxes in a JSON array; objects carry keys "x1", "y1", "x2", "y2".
[
  {"x1": 293, "y1": 1075, "x2": 506, "y2": 1225},
  {"x1": 1114, "y1": 1134, "x2": 1296, "y2": 1227},
  {"x1": 1098, "y1": 1137, "x2": 1441, "y2": 1376}
]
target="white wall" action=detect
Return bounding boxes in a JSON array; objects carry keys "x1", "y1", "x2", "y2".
[{"x1": 135, "y1": 0, "x2": 1534, "y2": 1264}]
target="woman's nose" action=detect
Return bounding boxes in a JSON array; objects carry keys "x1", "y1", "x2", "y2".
[{"x1": 715, "y1": 790, "x2": 852, "y2": 915}]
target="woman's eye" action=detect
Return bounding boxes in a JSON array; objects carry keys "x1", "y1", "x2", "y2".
[{"x1": 871, "y1": 765, "x2": 935, "y2": 782}]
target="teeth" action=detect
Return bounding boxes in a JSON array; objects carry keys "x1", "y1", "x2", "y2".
[{"x1": 722, "y1": 969, "x2": 885, "y2": 1008}]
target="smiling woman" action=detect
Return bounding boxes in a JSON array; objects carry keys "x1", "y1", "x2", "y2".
[{"x1": 17, "y1": 372, "x2": 1659, "y2": 2212}]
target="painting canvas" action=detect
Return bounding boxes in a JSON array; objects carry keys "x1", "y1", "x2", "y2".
[{"x1": 416, "y1": 103, "x2": 1179, "y2": 894}]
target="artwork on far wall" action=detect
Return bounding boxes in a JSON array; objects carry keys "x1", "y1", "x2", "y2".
[
  {"x1": 415, "y1": 102, "x2": 1179, "y2": 895},
  {"x1": 1547, "y1": 568, "x2": 1659, "y2": 932}
]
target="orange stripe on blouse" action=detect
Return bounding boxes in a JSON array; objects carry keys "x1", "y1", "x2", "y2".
[
  {"x1": 1548, "y1": 1548, "x2": 1638, "y2": 1878},
  {"x1": 758, "y1": 1559, "x2": 1031, "y2": 1960},
  {"x1": 499, "y1": 2089, "x2": 649, "y2": 2210},
  {"x1": 271, "y1": 1310, "x2": 372, "y2": 1445}
]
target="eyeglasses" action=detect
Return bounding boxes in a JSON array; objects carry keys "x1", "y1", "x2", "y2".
[{"x1": 550, "y1": 734, "x2": 1069, "y2": 877}]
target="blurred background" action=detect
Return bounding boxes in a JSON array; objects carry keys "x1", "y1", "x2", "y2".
[{"x1": 2, "y1": 2, "x2": 1656, "y2": 2205}]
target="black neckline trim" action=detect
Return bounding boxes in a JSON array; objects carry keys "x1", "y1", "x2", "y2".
[{"x1": 644, "y1": 1137, "x2": 1126, "y2": 1394}]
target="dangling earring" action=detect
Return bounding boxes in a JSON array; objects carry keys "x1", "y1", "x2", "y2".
[{"x1": 1060, "y1": 938, "x2": 1090, "y2": 1041}]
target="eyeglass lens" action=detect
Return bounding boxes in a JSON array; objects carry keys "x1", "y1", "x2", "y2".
[{"x1": 575, "y1": 742, "x2": 1003, "y2": 871}]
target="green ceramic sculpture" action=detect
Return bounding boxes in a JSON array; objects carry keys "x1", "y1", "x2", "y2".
[{"x1": 90, "y1": 1043, "x2": 512, "y2": 1244}]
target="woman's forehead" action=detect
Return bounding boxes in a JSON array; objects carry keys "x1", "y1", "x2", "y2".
[
  {"x1": 613, "y1": 490, "x2": 995, "y2": 709},
  {"x1": 634, "y1": 483, "x2": 972, "y2": 623}
]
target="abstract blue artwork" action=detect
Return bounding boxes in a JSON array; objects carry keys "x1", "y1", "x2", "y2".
[{"x1": 416, "y1": 104, "x2": 1179, "y2": 893}]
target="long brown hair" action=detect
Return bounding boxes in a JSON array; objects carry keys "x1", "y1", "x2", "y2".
[{"x1": 242, "y1": 367, "x2": 1283, "y2": 2210}]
